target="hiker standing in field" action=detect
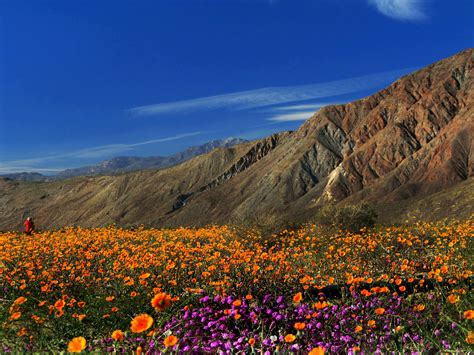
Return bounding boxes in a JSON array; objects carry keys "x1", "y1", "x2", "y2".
[{"x1": 24, "y1": 217, "x2": 34, "y2": 235}]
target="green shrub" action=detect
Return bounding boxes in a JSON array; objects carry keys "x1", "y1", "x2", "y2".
[{"x1": 315, "y1": 203, "x2": 378, "y2": 232}]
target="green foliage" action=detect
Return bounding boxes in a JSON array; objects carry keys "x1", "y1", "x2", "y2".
[{"x1": 316, "y1": 202, "x2": 378, "y2": 231}]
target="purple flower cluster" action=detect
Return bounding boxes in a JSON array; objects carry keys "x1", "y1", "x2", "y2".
[{"x1": 82, "y1": 291, "x2": 465, "y2": 353}]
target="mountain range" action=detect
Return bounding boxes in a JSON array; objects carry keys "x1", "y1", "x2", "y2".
[
  {"x1": 1, "y1": 48, "x2": 472, "y2": 231},
  {"x1": 1, "y1": 138, "x2": 247, "y2": 181}
]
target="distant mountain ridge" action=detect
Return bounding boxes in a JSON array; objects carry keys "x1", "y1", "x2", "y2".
[
  {"x1": 0, "y1": 49, "x2": 472, "y2": 231},
  {"x1": 2, "y1": 137, "x2": 247, "y2": 181}
]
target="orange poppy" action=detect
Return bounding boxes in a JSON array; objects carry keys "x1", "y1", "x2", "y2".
[
  {"x1": 294, "y1": 322, "x2": 306, "y2": 330},
  {"x1": 112, "y1": 330, "x2": 124, "y2": 341},
  {"x1": 375, "y1": 308, "x2": 385, "y2": 315},
  {"x1": 463, "y1": 309, "x2": 474, "y2": 319},
  {"x1": 151, "y1": 293, "x2": 172, "y2": 311},
  {"x1": 293, "y1": 292, "x2": 303, "y2": 303},
  {"x1": 14, "y1": 296, "x2": 27, "y2": 305},
  {"x1": 163, "y1": 335, "x2": 178, "y2": 347},
  {"x1": 67, "y1": 337, "x2": 86, "y2": 353},
  {"x1": 467, "y1": 331, "x2": 474, "y2": 345},
  {"x1": 309, "y1": 346, "x2": 325, "y2": 355},
  {"x1": 447, "y1": 294, "x2": 459, "y2": 304},
  {"x1": 54, "y1": 299, "x2": 66, "y2": 310},
  {"x1": 130, "y1": 314, "x2": 154, "y2": 333},
  {"x1": 10, "y1": 312, "x2": 21, "y2": 320}
]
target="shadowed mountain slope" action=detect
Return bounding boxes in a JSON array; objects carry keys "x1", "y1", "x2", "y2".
[{"x1": 1, "y1": 49, "x2": 472, "y2": 230}]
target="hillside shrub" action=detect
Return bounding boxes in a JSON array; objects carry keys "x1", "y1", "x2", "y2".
[{"x1": 316, "y1": 203, "x2": 378, "y2": 231}]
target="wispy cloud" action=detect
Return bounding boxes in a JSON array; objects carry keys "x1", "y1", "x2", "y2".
[
  {"x1": 368, "y1": 0, "x2": 427, "y2": 21},
  {"x1": 130, "y1": 68, "x2": 413, "y2": 117},
  {"x1": 271, "y1": 103, "x2": 332, "y2": 111},
  {"x1": 0, "y1": 132, "x2": 204, "y2": 174},
  {"x1": 263, "y1": 101, "x2": 342, "y2": 122},
  {"x1": 267, "y1": 110, "x2": 318, "y2": 122}
]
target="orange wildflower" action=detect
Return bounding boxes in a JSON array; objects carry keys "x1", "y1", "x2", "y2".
[
  {"x1": 375, "y1": 307, "x2": 385, "y2": 315},
  {"x1": 414, "y1": 304, "x2": 425, "y2": 312},
  {"x1": 151, "y1": 293, "x2": 172, "y2": 311},
  {"x1": 112, "y1": 330, "x2": 124, "y2": 341},
  {"x1": 10, "y1": 312, "x2": 21, "y2": 320},
  {"x1": 467, "y1": 331, "x2": 474, "y2": 345},
  {"x1": 293, "y1": 292, "x2": 303, "y2": 303},
  {"x1": 447, "y1": 294, "x2": 459, "y2": 304},
  {"x1": 163, "y1": 335, "x2": 178, "y2": 348},
  {"x1": 130, "y1": 314, "x2": 154, "y2": 333},
  {"x1": 294, "y1": 322, "x2": 306, "y2": 330},
  {"x1": 309, "y1": 346, "x2": 325, "y2": 355},
  {"x1": 355, "y1": 325, "x2": 363, "y2": 333},
  {"x1": 67, "y1": 337, "x2": 86, "y2": 353},
  {"x1": 464, "y1": 310, "x2": 474, "y2": 319},
  {"x1": 232, "y1": 299, "x2": 242, "y2": 307},
  {"x1": 54, "y1": 299, "x2": 66, "y2": 310},
  {"x1": 284, "y1": 334, "x2": 296, "y2": 343},
  {"x1": 314, "y1": 301, "x2": 328, "y2": 309},
  {"x1": 248, "y1": 338, "x2": 256, "y2": 346},
  {"x1": 14, "y1": 296, "x2": 27, "y2": 305}
]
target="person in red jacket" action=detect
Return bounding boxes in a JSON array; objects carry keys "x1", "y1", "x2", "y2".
[{"x1": 24, "y1": 217, "x2": 34, "y2": 235}]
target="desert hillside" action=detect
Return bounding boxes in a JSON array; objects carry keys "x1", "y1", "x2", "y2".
[{"x1": 1, "y1": 48, "x2": 472, "y2": 231}]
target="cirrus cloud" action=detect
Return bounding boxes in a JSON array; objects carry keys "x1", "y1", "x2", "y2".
[{"x1": 368, "y1": 0, "x2": 427, "y2": 21}]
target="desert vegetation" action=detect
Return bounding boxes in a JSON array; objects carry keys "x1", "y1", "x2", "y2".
[{"x1": 0, "y1": 220, "x2": 473, "y2": 352}]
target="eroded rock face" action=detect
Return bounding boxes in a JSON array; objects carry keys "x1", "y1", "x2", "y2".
[
  {"x1": 0, "y1": 49, "x2": 472, "y2": 230},
  {"x1": 302, "y1": 48, "x2": 474, "y2": 205}
]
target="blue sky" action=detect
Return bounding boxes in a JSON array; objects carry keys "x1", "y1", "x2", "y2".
[{"x1": 0, "y1": 0, "x2": 472, "y2": 174}]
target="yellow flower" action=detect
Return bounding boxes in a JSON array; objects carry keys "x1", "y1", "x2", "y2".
[{"x1": 67, "y1": 337, "x2": 86, "y2": 353}]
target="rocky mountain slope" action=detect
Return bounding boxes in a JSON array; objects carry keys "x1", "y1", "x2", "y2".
[{"x1": 1, "y1": 49, "x2": 472, "y2": 231}]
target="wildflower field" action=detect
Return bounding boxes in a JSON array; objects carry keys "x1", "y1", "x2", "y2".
[{"x1": 1, "y1": 221, "x2": 473, "y2": 353}]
